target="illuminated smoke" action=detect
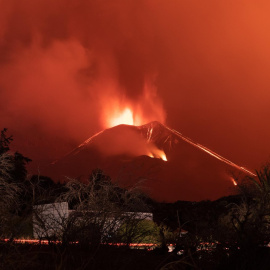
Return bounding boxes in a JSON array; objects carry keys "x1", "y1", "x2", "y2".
[{"x1": 0, "y1": 0, "x2": 166, "y2": 161}]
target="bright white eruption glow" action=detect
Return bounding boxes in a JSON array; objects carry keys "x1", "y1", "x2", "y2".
[{"x1": 109, "y1": 108, "x2": 134, "y2": 127}]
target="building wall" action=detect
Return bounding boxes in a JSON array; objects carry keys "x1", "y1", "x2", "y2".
[
  {"x1": 33, "y1": 202, "x2": 153, "y2": 240},
  {"x1": 33, "y1": 202, "x2": 69, "y2": 239}
]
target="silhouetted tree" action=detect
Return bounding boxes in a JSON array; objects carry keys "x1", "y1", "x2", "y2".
[
  {"x1": 0, "y1": 128, "x2": 13, "y2": 154},
  {"x1": 230, "y1": 164, "x2": 270, "y2": 247},
  {"x1": 0, "y1": 129, "x2": 31, "y2": 239},
  {"x1": 0, "y1": 152, "x2": 21, "y2": 238}
]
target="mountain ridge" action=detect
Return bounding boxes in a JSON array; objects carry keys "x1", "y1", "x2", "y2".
[{"x1": 47, "y1": 121, "x2": 254, "y2": 202}]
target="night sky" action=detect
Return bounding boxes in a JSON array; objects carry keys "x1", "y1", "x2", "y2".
[{"x1": 1, "y1": 0, "x2": 270, "y2": 174}]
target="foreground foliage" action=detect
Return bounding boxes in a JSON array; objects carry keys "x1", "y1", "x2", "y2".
[{"x1": 2, "y1": 128, "x2": 270, "y2": 269}]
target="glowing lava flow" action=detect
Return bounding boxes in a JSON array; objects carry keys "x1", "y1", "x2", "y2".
[
  {"x1": 231, "y1": 177, "x2": 238, "y2": 186},
  {"x1": 161, "y1": 153, "x2": 167, "y2": 161},
  {"x1": 155, "y1": 150, "x2": 167, "y2": 161},
  {"x1": 166, "y1": 126, "x2": 256, "y2": 177},
  {"x1": 148, "y1": 150, "x2": 167, "y2": 161}
]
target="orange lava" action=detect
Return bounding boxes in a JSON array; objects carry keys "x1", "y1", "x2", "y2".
[
  {"x1": 148, "y1": 149, "x2": 167, "y2": 161},
  {"x1": 231, "y1": 177, "x2": 238, "y2": 186}
]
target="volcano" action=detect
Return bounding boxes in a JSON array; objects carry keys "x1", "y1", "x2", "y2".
[{"x1": 47, "y1": 121, "x2": 255, "y2": 202}]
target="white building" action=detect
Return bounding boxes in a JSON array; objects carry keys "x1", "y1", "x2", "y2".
[
  {"x1": 33, "y1": 202, "x2": 153, "y2": 240},
  {"x1": 33, "y1": 202, "x2": 70, "y2": 239}
]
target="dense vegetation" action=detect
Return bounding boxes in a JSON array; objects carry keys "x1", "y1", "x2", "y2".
[{"x1": 1, "y1": 128, "x2": 270, "y2": 269}]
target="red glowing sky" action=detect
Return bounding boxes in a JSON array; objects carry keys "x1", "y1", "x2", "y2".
[{"x1": 1, "y1": 0, "x2": 270, "y2": 172}]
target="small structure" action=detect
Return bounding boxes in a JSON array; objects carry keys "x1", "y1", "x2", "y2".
[{"x1": 33, "y1": 202, "x2": 153, "y2": 240}]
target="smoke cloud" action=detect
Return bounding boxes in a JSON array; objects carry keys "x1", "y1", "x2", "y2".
[{"x1": 0, "y1": 0, "x2": 166, "y2": 162}]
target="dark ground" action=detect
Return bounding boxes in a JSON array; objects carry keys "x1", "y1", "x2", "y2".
[{"x1": 2, "y1": 243, "x2": 270, "y2": 270}]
